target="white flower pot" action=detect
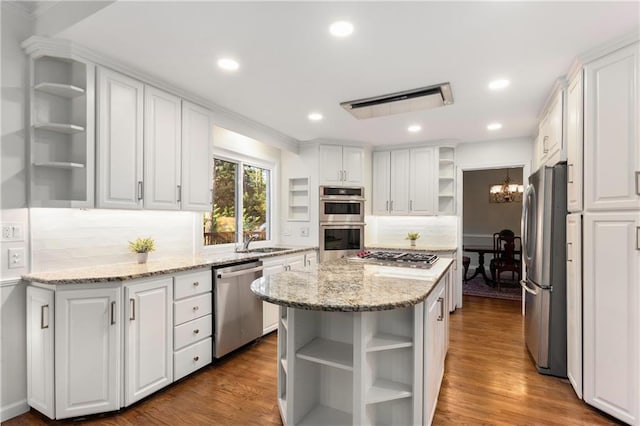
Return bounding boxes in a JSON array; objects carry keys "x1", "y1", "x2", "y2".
[
  {"x1": 137, "y1": 252, "x2": 149, "y2": 264},
  {"x1": 410, "y1": 240, "x2": 416, "y2": 247}
]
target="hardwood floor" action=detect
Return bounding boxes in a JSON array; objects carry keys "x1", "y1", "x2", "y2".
[{"x1": 7, "y1": 295, "x2": 616, "y2": 425}]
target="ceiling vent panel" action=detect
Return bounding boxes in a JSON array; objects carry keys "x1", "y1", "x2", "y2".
[{"x1": 340, "y1": 82, "x2": 454, "y2": 119}]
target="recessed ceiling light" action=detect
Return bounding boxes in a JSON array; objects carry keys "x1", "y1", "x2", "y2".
[
  {"x1": 407, "y1": 124, "x2": 422, "y2": 133},
  {"x1": 488, "y1": 79, "x2": 510, "y2": 90},
  {"x1": 308, "y1": 112, "x2": 323, "y2": 121},
  {"x1": 329, "y1": 21, "x2": 354, "y2": 37},
  {"x1": 487, "y1": 122, "x2": 503, "y2": 131},
  {"x1": 217, "y1": 58, "x2": 239, "y2": 71}
]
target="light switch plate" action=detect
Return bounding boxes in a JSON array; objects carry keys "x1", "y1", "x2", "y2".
[
  {"x1": 1, "y1": 222, "x2": 24, "y2": 242},
  {"x1": 8, "y1": 247, "x2": 25, "y2": 269}
]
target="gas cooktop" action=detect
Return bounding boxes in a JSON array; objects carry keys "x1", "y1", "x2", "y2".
[{"x1": 350, "y1": 250, "x2": 439, "y2": 269}]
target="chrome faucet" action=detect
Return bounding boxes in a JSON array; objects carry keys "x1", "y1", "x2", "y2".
[{"x1": 240, "y1": 234, "x2": 260, "y2": 252}]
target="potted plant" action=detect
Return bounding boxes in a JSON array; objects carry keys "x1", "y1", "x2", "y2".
[
  {"x1": 129, "y1": 237, "x2": 156, "y2": 264},
  {"x1": 406, "y1": 232, "x2": 420, "y2": 247}
]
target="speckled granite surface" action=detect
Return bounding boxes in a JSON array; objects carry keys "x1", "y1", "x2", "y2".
[
  {"x1": 251, "y1": 258, "x2": 453, "y2": 312},
  {"x1": 365, "y1": 244, "x2": 457, "y2": 253},
  {"x1": 22, "y1": 246, "x2": 317, "y2": 285}
]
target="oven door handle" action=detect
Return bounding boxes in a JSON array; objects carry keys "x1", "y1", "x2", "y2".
[
  {"x1": 320, "y1": 197, "x2": 366, "y2": 202},
  {"x1": 320, "y1": 223, "x2": 366, "y2": 228}
]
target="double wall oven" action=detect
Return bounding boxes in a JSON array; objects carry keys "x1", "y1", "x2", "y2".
[{"x1": 319, "y1": 186, "x2": 365, "y2": 261}]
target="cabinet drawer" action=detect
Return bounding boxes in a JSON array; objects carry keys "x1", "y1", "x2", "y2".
[
  {"x1": 174, "y1": 293, "x2": 212, "y2": 326},
  {"x1": 174, "y1": 314, "x2": 212, "y2": 351},
  {"x1": 174, "y1": 337, "x2": 212, "y2": 381},
  {"x1": 174, "y1": 269, "x2": 212, "y2": 300}
]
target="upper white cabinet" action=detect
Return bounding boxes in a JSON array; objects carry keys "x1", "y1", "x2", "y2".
[
  {"x1": 584, "y1": 43, "x2": 640, "y2": 212},
  {"x1": 124, "y1": 277, "x2": 173, "y2": 405},
  {"x1": 96, "y1": 67, "x2": 144, "y2": 209},
  {"x1": 535, "y1": 83, "x2": 566, "y2": 170},
  {"x1": 143, "y1": 86, "x2": 182, "y2": 210},
  {"x1": 319, "y1": 144, "x2": 364, "y2": 186},
  {"x1": 566, "y1": 71, "x2": 584, "y2": 213},
  {"x1": 373, "y1": 146, "x2": 447, "y2": 216},
  {"x1": 28, "y1": 55, "x2": 95, "y2": 208},
  {"x1": 55, "y1": 287, "x2": 121, "y2": 419},
  {"x1": 583, "y1": 212, "x2": 639, "y2": 425},
  {"x1": 410, "y1": 146, "x2": 436, "y2": 215},
  {"x1": 181, "y1": 101, "x2": 214, "y2": 211}
]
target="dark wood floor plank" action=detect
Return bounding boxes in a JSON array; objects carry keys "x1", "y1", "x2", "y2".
[{"x1": 6, "y1": 295, "x2": 615, "y2": 425}]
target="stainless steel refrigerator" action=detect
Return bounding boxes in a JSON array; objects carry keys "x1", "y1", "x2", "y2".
[{"x1": 521, "y1": 163, "x2": 567, "y2": 378}]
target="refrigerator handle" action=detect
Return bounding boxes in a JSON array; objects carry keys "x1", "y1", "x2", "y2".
[
  {"x1": 521, "y1": 184, "x2": 536, "y2": 269},
  {"x1": 520, "y1": 280, "x2": 538, "y2": 295}
]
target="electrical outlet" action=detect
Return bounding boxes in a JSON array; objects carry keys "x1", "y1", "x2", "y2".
[
  {"x1": 8, "y1": 248, "x2": 25, "y2": 269},
  {"x1": 2, "y1": 226, "x2": 11, "y2": 240}
]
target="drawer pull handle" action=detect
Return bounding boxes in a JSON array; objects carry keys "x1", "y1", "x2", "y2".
[
  {"x1": 193, "y1": 306, "x2": 199, "y2": 311},
  {"x1": 193, "y1": 281, "x2": 199, "y2": 287},
  {"x1": 193, "y1": 356, "x2": 200, "y2": 362},
  {"x1": 193, "y1": 329, "x2": 200, "y2": 334},
  {"x1": 41, "y1": 304, "x2": 49, "y2": 329},
  {"x1": 110, "y1": 301, "x2": 116, "y2": 325}
]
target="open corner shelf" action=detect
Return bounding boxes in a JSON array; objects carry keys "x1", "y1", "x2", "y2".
[
  {"x1": 34, "y1": 161, "x2": 85, "y2": 169},
  {"x1": 296, "y1": 337, "x2": 353, "y2": 371},
  {"x1": 280, "y1": 357, "x2": 288, "y2": 375},
  {"x1": 34, "y1": 82, "x2": 85, "y2": 98},
  {"x1": 298, "y1": 404, "x2": 351, "y2": 426},
  {"x1": 34, "y1": 122, "x2": 85, "y2": 134},
  {"x1": 366, "y1": 333, "x2": 413, "y2": 352},
  {"x1": 366, "y1": 379, "x2": 412, "y2": 405},
  {"x1": 288, "y1": 177, "x2": 310, "y2": 221}
]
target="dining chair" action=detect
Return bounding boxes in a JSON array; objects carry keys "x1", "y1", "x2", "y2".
[{"x1": 490, "y1": 233, "x2": 521, "y2": 291}]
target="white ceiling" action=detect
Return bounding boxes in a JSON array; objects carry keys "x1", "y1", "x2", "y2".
[{"x1": 56, "y1": 1, "x2": 639, "y2": 146}]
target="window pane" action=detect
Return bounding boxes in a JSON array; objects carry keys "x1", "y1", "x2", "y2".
[
  {"x1": 204, "y1": 159, "x2": 237, "y2": 246},
  {"x1": 243, "y1": 165, "x2": 270, "y2": 241}
]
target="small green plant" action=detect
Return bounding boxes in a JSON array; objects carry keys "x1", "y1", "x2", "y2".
[
  {"x1": 406, "y1": 232, "x2": 420, "y2": 241},
  {"x1": 128, "y1": 237, "x2": 156, "y2": 253}
]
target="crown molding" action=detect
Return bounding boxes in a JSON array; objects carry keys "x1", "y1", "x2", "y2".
[
  {"x1": 21, "y1": 36, "x2": 301, "y2": 153},
  {"x1": 1, "y1": 1, "x2": 35, "y2": 19}
]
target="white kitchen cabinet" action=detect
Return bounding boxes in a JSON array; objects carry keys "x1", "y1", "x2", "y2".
[
  {"x1": 319, "y1": 144, "x2": 364, "y2": 186},
  {"x1": 584, "y1": 43, "x2": 640, "y2": 212},
  {"x1": 566, "y1": 71, "x2": 584, "y2": 213},
  {"x1": 566, "y1": 213, "x2": 583, "y2": 399},
  {"x1": 583, "y1": 212, "x2": 639, "y2": 425},
  {"x1": 26, "y1": 287, "x2": 55, "y2": 419},
  {"x1": 390, "y1": 149, "x2": 411, "y2": 214},
  {"x1": 96, "y1": 67, "x2": 144, "y2": 209},
  {"x1": 54, "y1": 287, "x2": 121, "y2": 419},
  {"x1": 409, "y1": 146, "x2": 436, "y2": 215},
  {"x1": 181, "y1": 101, "x2": 213, "y2": 211},
  {"x1": 424, "y1": 278, "x2": 447, "y2": 425},
  {"x1": 438, "y1": 147, "x2": 456, "y2": 215},
  {"x1": 372, "y1": 151, "x2": 391, "y2": 214},
  {"x1": 143, "y1": 86, "x2": 182, "y2": 210},
  {"x1": 543, "y1": 91, "x2": 564, "y2": 166},
  {"x1": 124, "y1": 277, "x2": 173, "y2": 405},
  {"x1": 261, "y1": 251, "x2": 316, "y2": 335}
]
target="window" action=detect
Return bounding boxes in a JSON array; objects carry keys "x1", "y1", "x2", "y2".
[{"x1": 203, "y1": 157, "x2": 271, "y2": 246}]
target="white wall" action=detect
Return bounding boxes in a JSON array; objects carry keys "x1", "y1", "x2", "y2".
[{"x1": 0, "y1": 3, "x2": 32, "y2": 421}]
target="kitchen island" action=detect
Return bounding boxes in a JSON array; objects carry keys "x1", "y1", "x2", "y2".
[{"x1": 251, "y1": 258, "x2": 454, "y2": 426}]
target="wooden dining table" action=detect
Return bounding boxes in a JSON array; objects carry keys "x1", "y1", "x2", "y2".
[{"x1": 463, "y1": 245, "x2": 522, "y2": 286}]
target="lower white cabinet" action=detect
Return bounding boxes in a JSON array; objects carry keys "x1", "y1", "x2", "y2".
[
  {"x1": 26, "y1": 287, "x2": 55, "y2": 419},
  {"x1": 583, "y1": 212, "x2": 639, "y2": 425},
  {"x1": 124, "y1": 278, "x2": 173, "y2": 405},
  {"x1": 26, "y1": 268, "x2": 213, "y2": 420},
  {"x1": 55, "y1": 287, "x2": 121, "y2": 419},
  {"x1": 261, "y1": 251, "x2": 317, "y2": 335},
  {"x1": 424, "y1": 279, "x2": 447, "y2": 424},
  {"x1": 566, "y1": 213, "x2": 583, "y2": 399}
]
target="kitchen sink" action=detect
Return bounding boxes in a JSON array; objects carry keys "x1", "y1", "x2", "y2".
[{"x1": 247, "y1": 247, "x2": 291, "y2": 253}]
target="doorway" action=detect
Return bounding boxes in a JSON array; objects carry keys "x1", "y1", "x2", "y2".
[{"x1": 462, "y1": 167, "x2": 523, "y2": 300}]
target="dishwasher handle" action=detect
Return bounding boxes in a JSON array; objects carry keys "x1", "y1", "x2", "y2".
[{"x1": 217, "y1": 265, "x2": 264, "y2": 279}]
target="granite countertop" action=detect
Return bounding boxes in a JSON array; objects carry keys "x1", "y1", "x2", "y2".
[
  {"x1": 251, "y1": 257, "x2": 454, "y2": 312},
  {"x1": 365, "y1": 244, "x2": 457, "y2": 253},
  {"x1": 22, "y1": 246, "x2": 317, "y2": 285}
]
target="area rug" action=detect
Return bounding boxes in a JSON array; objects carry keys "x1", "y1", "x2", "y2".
[{"x1": 463, "y1": 274, "x2": 522, "y2": 301}]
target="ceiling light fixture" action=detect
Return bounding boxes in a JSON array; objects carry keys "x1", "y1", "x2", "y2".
[
  {"x1": 487, "y1": 122, "x2": 503, "y2": 131},
  {"x1": 489, "y1": 79, "x2": 510, "y2": 90},
  {"x1": 407, "y1": 125, "x2": 422, "y2": 133},
  {"x1": 217, "y1": 58, "x2": 239, "y2": 71},
  {"x1": 329, "y1": 21, "x2": 354, "y2": 37},
  {"x1": 489, "y1": 170, "x2": 524, "y2": 203},
  {"x1": 308, "y1": 112, "x2": 323, "y2": 121}
]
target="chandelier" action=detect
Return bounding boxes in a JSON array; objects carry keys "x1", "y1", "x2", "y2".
[{"x1": 489, "y1": 170, "x2": 524, "y2": 203}]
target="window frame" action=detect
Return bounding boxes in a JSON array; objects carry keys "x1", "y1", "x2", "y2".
[{"x1": 200, "y1": 149, "x2": 275, "y2": 252}]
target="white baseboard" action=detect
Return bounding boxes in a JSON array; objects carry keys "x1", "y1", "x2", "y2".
[
  {"x1": 0, "y1": 399, "x2": 29, "y2": 422},
  {"x1": 263, "y1": 323, "x2": 278, "y2": 335}
]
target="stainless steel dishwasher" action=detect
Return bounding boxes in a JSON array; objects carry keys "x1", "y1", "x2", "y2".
[{"x1": 213, "y1": 260, "x2": 264, "y2": 358}]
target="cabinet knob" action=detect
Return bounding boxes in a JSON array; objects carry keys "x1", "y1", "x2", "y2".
[
  {"x1": 193, "y1": 281, "x2": 199, "y2": 287},
  {"x1": 193, "y1": 329, "x2": 200, "y2": 334},
  {"x1": 193, "y1": 356, "x2": 200, "y2": 362},
  {"x1": 193, "y1": 306, "x2": 199, "y2": 311}
]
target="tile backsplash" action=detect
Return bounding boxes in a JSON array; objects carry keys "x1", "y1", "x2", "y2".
[
  {"x1": 365, "y1": 215, "x2": 458, "y2": 247},
  {"x1": 30, "y1": 209, "x2": 197, "y2": 272}
]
